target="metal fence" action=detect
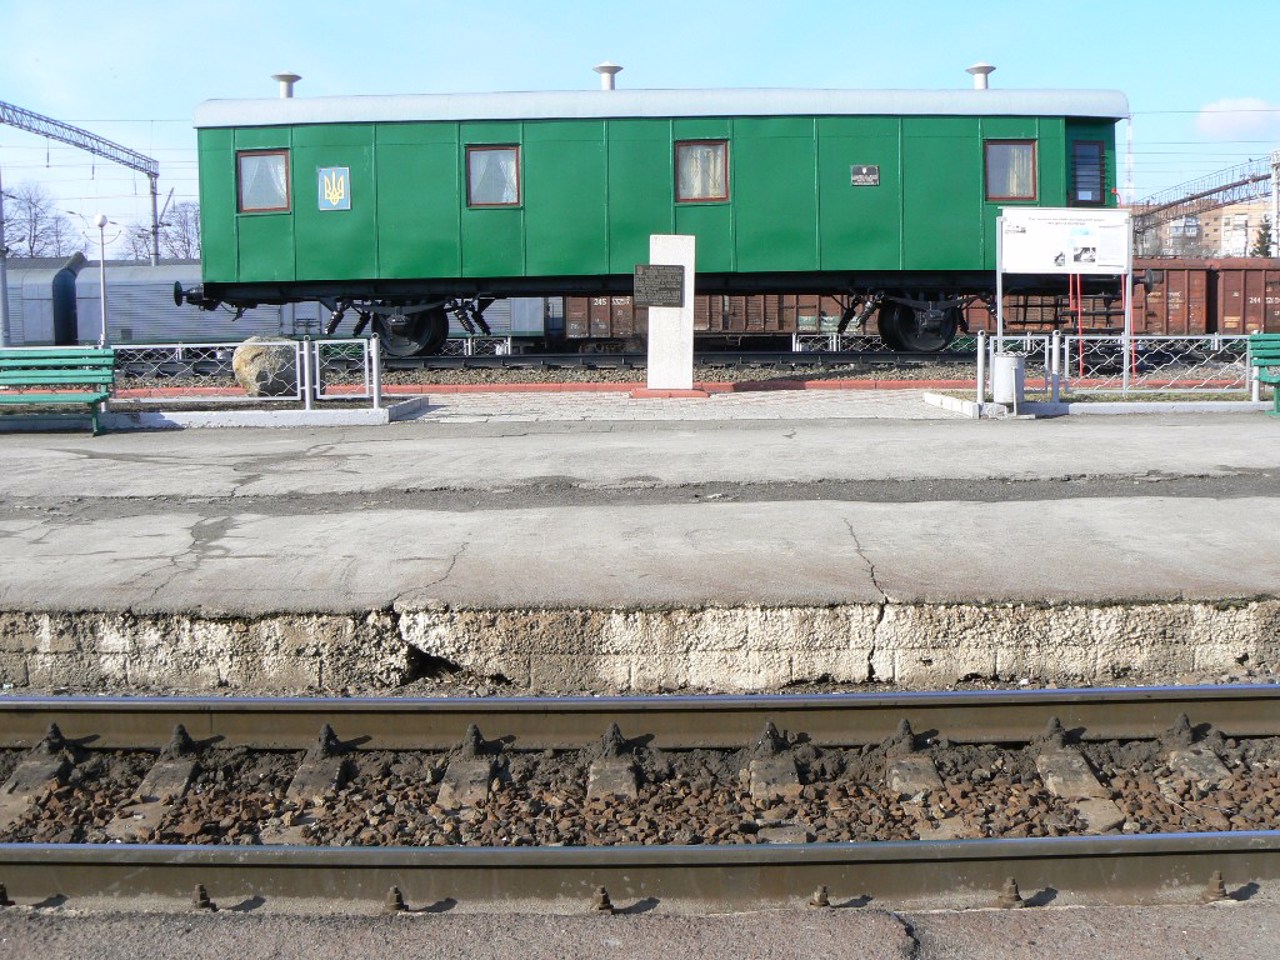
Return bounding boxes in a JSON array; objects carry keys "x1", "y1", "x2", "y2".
[
  {"x1": 977, "y1": 331, "x2": 1264, "y2": 403},
  {"x1": 112, "y1": 338, "x2": 382, "y2": 409},
  {"x1": 440, "y1": 336, "x2": 521, "y2": 357},
  {"x1": 792, "y1": 333, "x2": 891, "y2": 352}
]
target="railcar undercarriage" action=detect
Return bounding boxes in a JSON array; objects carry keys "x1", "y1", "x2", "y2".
[{"x1": 175, "y1": 271, "x2": 1126, "y2": 357}]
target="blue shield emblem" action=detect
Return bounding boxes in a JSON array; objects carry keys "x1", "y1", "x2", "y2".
[{"x1": 318, "y1": 167, "x2": 351, "y2": 211}]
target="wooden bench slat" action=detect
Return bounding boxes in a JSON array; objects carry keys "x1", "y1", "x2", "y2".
[{"x1": 0, "y1": 392, "x2": 110, "y2": 404}]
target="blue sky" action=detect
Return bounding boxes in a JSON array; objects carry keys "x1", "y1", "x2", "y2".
[{"x1": 1, "y1": 0, "x2": 1277, "y2": 253}]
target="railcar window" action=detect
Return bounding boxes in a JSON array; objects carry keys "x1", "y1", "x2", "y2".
[
  {"x1": 675, "y1": 141, "x2": 728, "y2": 202},
  {"x1": 237, "y1": 150, "x2": 290, "y2": 213},
  {"x1": 1071, "y1": 141, "x2": 1106, "y2": 205},
  {"x1": 984, "y1": 141, "x2": 1036, "y2": 202},
  {"x1": 467, "y1": 146, "x2": 521, "y2": 206}
]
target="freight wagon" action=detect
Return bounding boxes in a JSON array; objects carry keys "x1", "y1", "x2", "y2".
[
  {"x1": 178, "y1": 83, "x2": 1128, "y2": 354},
  {"x1": 960, "y1": 258, "x2": 1280, "y2": 337}
]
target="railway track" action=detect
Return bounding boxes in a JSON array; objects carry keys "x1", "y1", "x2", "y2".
[
  {"x1": 382, "y1": 349, "x2": 975, "y2": 374},
  {"x1": 2, "y1": 687, "x2": 1279, "y2": 912}
]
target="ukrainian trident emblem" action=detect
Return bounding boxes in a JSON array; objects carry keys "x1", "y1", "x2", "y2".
[{"x1": 318, "y1": 167, "x2": 351, "y2": 210}]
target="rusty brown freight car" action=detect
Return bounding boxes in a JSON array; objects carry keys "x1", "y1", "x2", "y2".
[
  {"x1": 564, "y1": 294, "x2": 856, "y2": 346},
  {"x1": 563, "y1": 259, "x2": 1280, "y2": 349},
  {"x1": 965, "y1": 259, "x2": 1280, "y2": 337}
]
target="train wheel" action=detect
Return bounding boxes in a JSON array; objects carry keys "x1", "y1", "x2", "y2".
[
  {"x1": 374, "y1": 305, "x2": 449, "y2": 357},
  {"x1": 877, "y1": 302, "x2": 958, "y2": 352}
]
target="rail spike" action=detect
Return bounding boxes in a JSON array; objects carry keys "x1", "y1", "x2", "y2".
[
  {"x1": 751, "y1": 721, "x2": 788, "y2": 758},
  {"x1": 192, "y1": 883, "x2": 217, "y2": 912},
  {"x1": 459, "y1": 723, "x2": 488, "y2": 760},
  {"x1": 160, "y1": 723, "x2": 197, "y2": 759},
  {"x1": 881, "y1": 719, "x2": 917, "y2": 757},
  {"x1": 1165, "y1": 713, "x2": 1196, "y2": 748},
  {"x1": 1036, "y1": 717, "x2": 1067, "y2": 750},
  {"x1": 591, "y1": 886, "x2": 615, "y2": 914},
  {"x1": 37, "y1": 723, "x2": 67, "y2": 755},
  {"x1": 997, "y1": 877, "x2": 1025, "y2": 909},
  {"x1": 599, "y1": 722, "x2": 628, "y2": 759},
  {"x1": 307, "y1": 723, "x2": 344, "y2": 760},
  {"x1": 384, "y1": 885, "x2": 407, "y2": 913},
  {"x1": 1202, "y1": 870, "x2": 1229, "y2": 904}
]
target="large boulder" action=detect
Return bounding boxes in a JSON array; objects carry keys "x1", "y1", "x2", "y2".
[{"x1": 232, "y1": 337, "x2": 298, "y2": 397}]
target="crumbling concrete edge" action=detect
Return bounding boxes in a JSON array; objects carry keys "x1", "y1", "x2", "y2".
[{"x1": 2, "y1": 598, "x2": 1277, "y2": 695}]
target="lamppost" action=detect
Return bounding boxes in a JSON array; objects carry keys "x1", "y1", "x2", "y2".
[{"x1": 93, "y1": 213, "x2": 108, "y2": 347}]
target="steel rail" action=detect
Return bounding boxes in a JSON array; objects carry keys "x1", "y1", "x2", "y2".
[
  {"x1": 2, "y1": 686, "x2": 1279, "y2": 751},
  {"x1": 2, "y1": 832, "x2": 1279, "y2": 909},
  {"x1": 382, "y1": 349, "x2": 973, "y2": 373}
]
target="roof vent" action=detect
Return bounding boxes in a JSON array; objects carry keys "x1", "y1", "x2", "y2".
[
  {"x1": 272, "y1": 72, "x2": 302, "y2": 98},
  {"x1": 593, "y1": 62, "x2": 622, "y2": 91},
  {"x1": 965, "y1": 63, "x2": 995, "y2": 90}
]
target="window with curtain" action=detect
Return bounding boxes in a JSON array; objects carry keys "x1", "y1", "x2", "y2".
[
  {"x1": 1071, "y1": 141, "x2": 1106, "y2": 205},
  {"x1": 467, "y1": 146, "x2": 520, "y2": 206},
  {"x1": 984, "y1": 141, "x2": 1036, "y2": 201},
  {"x1": 237, "y1": 151, "x2": 290, "y2": 212},
  {"x1": 676, "y1": 140, "x2": 728, "y2": 202}
]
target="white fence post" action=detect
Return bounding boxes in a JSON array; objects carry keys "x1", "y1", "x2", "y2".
[
  {"x1": 370, "y1": 335, "x2": 383, "y2": 410},
  {"x1": 975, "y1": 330, "x2": 987, "y2": 414},
  {"x1": 1051, "y1": 330, "x2": 1061, "y2": 403},
  {"x1": 300, "y1": 339, "x2": 313, "y2": 412}
]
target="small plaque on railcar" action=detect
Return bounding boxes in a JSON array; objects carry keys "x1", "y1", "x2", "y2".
[
  {"x1": 850, "y1": 165, "x2": 880, "y2": 187},
  {"x1": 633, "y1": 264, "x2": 685, "y2": 308}
]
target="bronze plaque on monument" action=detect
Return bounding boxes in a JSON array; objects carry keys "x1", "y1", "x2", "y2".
[{"x1": 633, "y1": 264, "x2": 685, "y2": 308}]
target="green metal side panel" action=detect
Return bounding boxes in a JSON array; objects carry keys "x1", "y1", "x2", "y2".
[
  {"x1": 197, "y1": 129, "x2": 237, "y2": 283},
  {"x1": 817, "y1": 117, "x2": 904, "y2": 271},
  {"x1": 605, "y1": 120, "x2": 673, "y2": 274},
  {"x1": 672, "y1": 118, "x2": 733, "y2": 272},
  {"x1": 524, "y1": 121, "x2": 608, "y2": 277},
  {"x1": 459, "y1": 121, "x2": 524, "y2": 278},
  {"x1": 233, "y1": 128, "x2": 294, "y2": 283},
  {"x1": 901, "y1": 117, "x2": 982, "y2": 271},
  {"x1": 375, "y1": 124, "x2": 461, "y2": 279},
  {"x1": 733, "y1": 118, "x2": 818, "y2": 273},
  {"x1": 291, "y1": 124, "x2": 377, "y2": 282}
]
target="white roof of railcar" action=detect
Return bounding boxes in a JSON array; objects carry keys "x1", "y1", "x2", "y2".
[{"x1": 195, "y1": 88, "x2": 1130, "y2": 128}]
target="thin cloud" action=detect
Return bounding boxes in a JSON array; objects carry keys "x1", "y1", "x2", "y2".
[{"x1": 1196, "y1": 97, "x2": 1280, "y2": 139}]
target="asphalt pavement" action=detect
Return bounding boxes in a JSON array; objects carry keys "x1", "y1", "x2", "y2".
[{"x1": 0, "y1": 390, "x2": 1277, "y2": 615}]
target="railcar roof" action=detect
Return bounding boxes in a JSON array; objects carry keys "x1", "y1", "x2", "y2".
[{"x1": 194, "y1": 88, "x2": 1129, "y2": 128}]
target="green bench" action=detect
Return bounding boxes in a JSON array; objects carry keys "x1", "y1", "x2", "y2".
[
  {"x1": 0, "y1": 347, "x2": 116, "y2": 435},
  {"x1": 1251, "y1": 334, "x2": 1280, "y2": 417}
]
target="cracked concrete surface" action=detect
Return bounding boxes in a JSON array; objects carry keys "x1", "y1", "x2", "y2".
[{"x1": 1, "y1": 405, "x2": 1278, "y2": 694}]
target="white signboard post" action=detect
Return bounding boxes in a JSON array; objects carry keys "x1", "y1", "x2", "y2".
[{"x1": 641, "y1": 234, "x2": 696, "y2": 392}]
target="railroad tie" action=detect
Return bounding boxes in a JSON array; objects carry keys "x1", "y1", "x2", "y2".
[
  {"x1": 260, "y1": 724, "x2": 353, "y2": 844},
  {"x1": 106, "y1": 725, "x2": 199, "y2": 842},
  {"x1": 1033, "y1": 718, "x2": 1124, "y2": 833},
  {"x1": 1160, "y1": 715, "x2": 1233, "y2": 830},
  {"x1": 586, "y1": 723, "x2": 639, "y2": 801},
  {"x1": 0, "y1": 725, "x2": 73, "y2": 832},
  {"x1": 437, "y1": 725, "x2": 497, "y2": 810},
  {"x1": 883, "y1": 720, "x2": 975, "y2": 841}
]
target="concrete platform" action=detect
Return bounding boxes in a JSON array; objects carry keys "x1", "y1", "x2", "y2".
[{"x1": 1, "y1": 388, "x2": 1278, "y2": 693}]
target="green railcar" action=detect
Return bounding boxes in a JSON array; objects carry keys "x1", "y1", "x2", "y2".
[{"x1": 183, "y1": 87, "x2": 1128, "y2": 353}]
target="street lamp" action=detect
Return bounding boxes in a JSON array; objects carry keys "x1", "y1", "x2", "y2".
[{"x1": 93, "y1": 213, "x2": 108, "y2": 347}]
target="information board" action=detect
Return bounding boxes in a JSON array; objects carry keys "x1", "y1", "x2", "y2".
[
  {"x1": 999, "y1": 208, "x2": 1132, "y2": 276},
  {"x1": 634, "y1": 264, "x2": 685, "y2": 308}
]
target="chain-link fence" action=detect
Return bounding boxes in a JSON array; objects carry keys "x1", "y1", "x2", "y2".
[
  {"x1": 440, "y1": 337, "x2": 519, "y2": 357},
  {"x1": 791, "y1": 333, "x2": 893, "y2": 352},
  {"x1": 979, "y1": 332, "x2": 1262, "y2": 402},
  {"x1": 112, "y1": 338, "x2": 381, "y2": 408}
]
